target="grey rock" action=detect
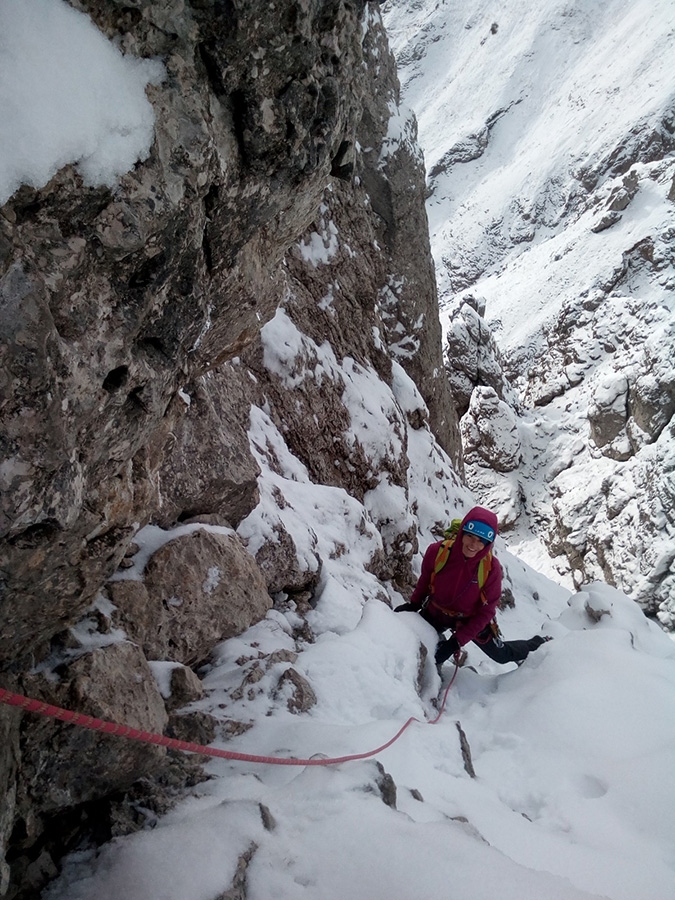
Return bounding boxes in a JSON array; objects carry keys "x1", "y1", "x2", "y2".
[
  {"x1": 138, "y1": 529, "x2": 272, "y2": 666},
  {"x1": 446, "y1": 301, "x2": 516, "y2": 416},
  {"x1": 166, "y1": 664, "x2": 205, "y2": 712},
  {"x1": 251, "y1": 519, "x2": 322, "y2": 595},
  {"x1": 274, "y1": 668, "x2": 317, "y2": 714},
  {"x1": 17, "y1": 642, "x2": 168, "y2": 816},
  {"x1": 155, "y1": 368, "x2": 261, "y2": 529},
  {"x1": 214, "y1": 842, "x2": 258, "y2": 900},
  {"x1": 166, "y1": 710, "x2": 218, "y2": 746},
  {"x1": 461, "y1": 387, "x2": 522, "y2": 473}
]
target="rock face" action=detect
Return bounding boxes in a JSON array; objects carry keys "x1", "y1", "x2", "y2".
[
  {"x1": 0, "y1": 2, "x2": 460, "y2": 896},
  {"x1": 112, "y1": 529, "x2": 272, "y2": 666}
]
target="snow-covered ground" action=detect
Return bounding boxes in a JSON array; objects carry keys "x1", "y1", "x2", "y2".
[
  {"x1": 45, "y1": 368, "x2": 675, "y2": 900},
  {"x1": 3, "y1": 3, "x2": 674, "y2": 898}
]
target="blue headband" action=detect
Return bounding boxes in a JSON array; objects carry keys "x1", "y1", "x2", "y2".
[{"x1": 462, "y1": 520, "x2": 495, "y2": 543}]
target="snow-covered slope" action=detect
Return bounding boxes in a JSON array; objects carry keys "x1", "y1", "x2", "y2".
[
  {"x1": 44, "y1": 400, "x2": 675, "y2": 900},
  {"x1": 383, "y1": 0, "x2": 675, "y2": 623},
  {"x1": 9, "y1": 5, "x2": 675, "y2": 899}
]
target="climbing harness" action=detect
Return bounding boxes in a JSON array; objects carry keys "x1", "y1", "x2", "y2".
[{"x1": 0, "y1": 664, "x2": 459, "y2": 768}]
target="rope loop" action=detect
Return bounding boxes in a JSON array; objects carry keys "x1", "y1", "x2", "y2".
[{"x1": 0, "y1": 664, "x2": 459, "y2": 768}]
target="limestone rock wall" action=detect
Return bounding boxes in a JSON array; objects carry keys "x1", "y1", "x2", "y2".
[{"x1": 0, "y1": 2, "x2": 460, "y2": 896}]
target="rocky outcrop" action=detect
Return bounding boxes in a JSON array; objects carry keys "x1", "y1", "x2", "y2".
[
  {"x1": 0, "y1": 2, "x2": 459, "y2": 896},
  {"x1": 110, "y1": 528, "x2": 272, "y2": 666},
  {"x1": 1, "y1": 0, "x2": 370, "y2": 669},
  {"x1": 461, "y1": 387, "x2": 522, "y2": 473},
  {"x1": 446, "y1": 296, "x2": 518, "y2": 417}
]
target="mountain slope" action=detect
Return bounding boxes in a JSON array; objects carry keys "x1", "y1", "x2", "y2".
[
  {"x1": 43, "y1": 406, "x2": 675, "y2": 899},
  {"x1": 383, "y1": 0, "x2": 675, "y2": 622}
]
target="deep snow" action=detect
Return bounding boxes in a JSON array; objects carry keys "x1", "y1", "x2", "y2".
[
  {"x1": 44, "y1": 310, "x2": 675, "y2": 900},
  {"x1": 2, "y1": 2, "x2": 674, "y2": 899}
]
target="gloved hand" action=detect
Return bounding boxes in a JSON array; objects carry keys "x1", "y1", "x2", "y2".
[
  {"x1": 435, "y1": 636, "x2": 460, "y2": 665},
  {"x1": 394, "y1": 602, "x2": 419, "y2": 613}
]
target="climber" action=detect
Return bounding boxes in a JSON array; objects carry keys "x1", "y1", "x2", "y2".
[{"x1": 396, "y1": 506, "x2": 551, "y2": 669}]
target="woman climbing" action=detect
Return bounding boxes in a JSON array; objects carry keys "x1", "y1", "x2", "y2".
[{"x1": 396, "y1": 506, "x2": 551, "y2": 669}]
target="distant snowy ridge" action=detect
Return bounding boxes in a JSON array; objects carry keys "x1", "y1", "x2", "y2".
[{"x1": 383, "y1": 0, "x2": 675, "y2": 620}]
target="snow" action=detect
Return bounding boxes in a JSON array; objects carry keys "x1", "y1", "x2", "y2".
[
  {"x1": 383, "y1": 0, "x2": 675, "y2": 614},
  {"x1": 295, "y1": 203, "x2": 341, "y2": 266},
  {"x1": 109, "y1": 522, "x2": 235, "y2": 583},
  {"x1": 10, "y1": 2, "x2": 674, "y2": 899},
  {"x1": 0, "y1": 0, "x2": 164, "y2": 206},
  {"x1": 44, "y1": 395, "x2": 675, "y2": 900},
  {"x1": 148, "y1": 661, "x2": 182, "y2": 700}
]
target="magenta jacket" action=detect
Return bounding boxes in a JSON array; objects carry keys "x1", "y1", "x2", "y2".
[{"x1": 409, "y1": 507, "x2": 502, "y2": 646}]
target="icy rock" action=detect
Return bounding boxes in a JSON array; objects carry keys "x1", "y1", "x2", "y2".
[
  {"x1": 273, "y1": 668, "x2": 317, "y2": 714},
  {"x1": 250, "y1": 519, "x2": 323, "y2": 595},
  {"x1": 629, "y1": 370, "x2": 675, "y2": 442}
]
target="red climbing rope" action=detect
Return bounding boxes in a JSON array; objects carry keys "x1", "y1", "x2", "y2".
[{"x1": 0, "y1": 664, "x2": 459, "y2": 768}]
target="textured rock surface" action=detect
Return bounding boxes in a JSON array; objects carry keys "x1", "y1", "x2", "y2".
[
  {"x1": 0, "y1": 2, "x2": 459, "y2": 895},
  {"x1": 117, "y1": 529, "x2": 272, "y2": 666},
  {"x1": 0, "y1": 0, "x2": 371, "y2": 667},
  {"x1": 17, "y1": 642, "x2": 168, "y2": 816},
  {"x1": 445, "y1": 299, "x2": 517, "y2": 417}
]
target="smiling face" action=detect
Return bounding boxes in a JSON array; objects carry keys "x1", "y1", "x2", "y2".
[{"x1": 461, "y1": 531, "x2": 488, "y2": 558}]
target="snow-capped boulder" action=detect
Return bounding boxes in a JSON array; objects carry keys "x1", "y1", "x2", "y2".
[{"x1": 117, "y1": 529, "x2": 272, "y2": 667}]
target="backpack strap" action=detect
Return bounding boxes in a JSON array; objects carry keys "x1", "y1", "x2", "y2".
[
  {"x1": 430, "y1": 534, "x2": 493, "y2": 605},
  {"x1": 476, "y1": 553, "x2": 492, "y2": 605},
  {"x1": 429, "y1": 536, "x2": 454, "y2": 596}
]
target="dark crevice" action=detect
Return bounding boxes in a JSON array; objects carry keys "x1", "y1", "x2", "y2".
[
  {"x1": 128, "y1": 254, "x2": 166, "y2": 293},
  {"x1": 102, "y1": 365, "x2": 129, "y2": 392},
  {"x1": 126, "y1": 385, "x2": 148, "y2": 412},
  {"x1": 177, "y1": 508, "x2": 209, "y2": 523},
  {"x1": 202, "y1": 185, "x2": 220, "y2": 274},
  {"x1": 230, "y1": 89, "x2": 249, "y2": 162},
  {"x1": 197, "y1": 41, "x2": 227, "y2": 100},
  {"x1": 331, "y1": 139, "x2": 353, "y2": 180},
  {"x1": 138, "y1": 336, "x2": 167, "y2": 358},
  {"x1": 8, "y1": 519, "x2": 62, "y2": 548}
]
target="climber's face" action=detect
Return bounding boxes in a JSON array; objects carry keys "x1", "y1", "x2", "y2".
[{"x1": 462, "y1": 532, "x2": 487, "y2": 558}]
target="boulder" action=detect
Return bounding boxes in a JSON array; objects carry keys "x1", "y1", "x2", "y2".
[
  {"x1": 132, "y1": 528, "x2": 272, "y2": 666},
  {"x1": 461, "y1": 387, "x2": 522, "y2": 472},
  {"x1": 16, "y1": 642, "x2": 168, "y2": 817}
]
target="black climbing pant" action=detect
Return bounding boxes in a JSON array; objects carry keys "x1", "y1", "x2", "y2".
[
  {"x1": 474, "y1": 634, "x2": 537, "y2": 664},
  {"x1": 420, "y1": 608, "x2": 547, "y2": 665}
]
